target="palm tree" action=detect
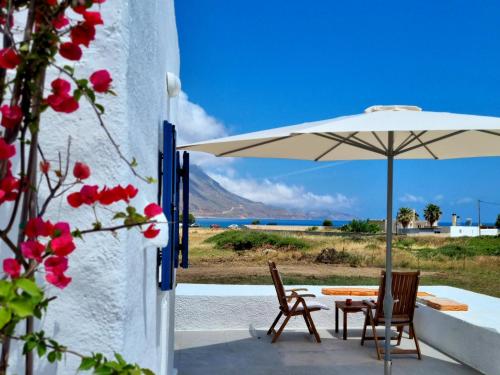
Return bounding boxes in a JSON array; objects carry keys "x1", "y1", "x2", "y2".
[
  {"x1": 397, "y1": 207, "x2": 417, "y2": 228},
  {"x1": 423, "y1": 204, "x2": 442, "y2": 227}
]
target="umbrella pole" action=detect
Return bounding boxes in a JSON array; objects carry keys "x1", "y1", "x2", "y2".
[{"x1": 384, "y1": 131, "x2": 394, "y2": 375}]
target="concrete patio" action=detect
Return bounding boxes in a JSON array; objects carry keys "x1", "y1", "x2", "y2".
[{"x1": 175, "y1": 328, "x2": 478, "y2": 375}]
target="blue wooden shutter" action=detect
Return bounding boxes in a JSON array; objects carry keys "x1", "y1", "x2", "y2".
[{"x1": 159, "y1": 122, "x2": 190, "y2": 291}]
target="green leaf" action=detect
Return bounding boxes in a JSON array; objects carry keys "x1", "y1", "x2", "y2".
[
  {"x1": 130, "y1": 158, "x2": 138, "y2": 167},
  {"x1": 95, "y1": 103, "x2": 105, "y2": 114},
  {"x1": 112, "y1": 212, "x2": 127, "y2": 220},
  {"x1": 15, "y1": 279, "x2": 42, "y2": 299},
  {"x1": 126, "y1": 206, "x2": 137, "y2": 216},
  {"x1": 72, "y1": 229, "x2": 83, "y2": 239},
  {"x1": 63, "y1": 65, "x2": 75, "y2": 75},
  {"x1": 37, "y1": 342, "x2": 47, "y2": 357},
  {"x1": 0, "y1": 280, "x2": 13, "y2": 298},
  {"x1": 8, "y1": 297, "x2": 36, "y2": 318},
  {"x1": 47, "y1": 351, "x2": 57, "y2": 363},
  {"x1": 114, "y1": 353, "x2": 126, "y2": 366},
  {"x1": 86, "y1": 88, "x2": 96, "y2": 103},
  {"x1": 142, "y1": 369, "x2": 155, "y2": 375},
  {"x1": 77, "y1": 79, "x2": 89, "y2": 88},
  {"x1": 79, "y1": 357, "x2": 96, "y2": 371},
  {"x1": 146, "y1": 177, "x2": 157, "y2": 184},
  {"x1": 74, "y1": 89, "x2": 82, "y2": 101},
  {"x1": 0, "y1": 307, "x2": 12, "y2": 330}
]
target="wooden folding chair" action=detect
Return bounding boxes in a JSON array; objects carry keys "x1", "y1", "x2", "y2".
[
  {"x1": 361, "y1": 270, "x2": 422, "y2": 360},
  {"x1": 267, "y1": 261, "x2": 328, "y2": 343}
]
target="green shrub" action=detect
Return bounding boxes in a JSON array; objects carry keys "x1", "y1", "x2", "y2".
[
  {"x1": 307, "y1": 226, "x2": 319, "y2": 232},
  {"x1": 251, "y1": 219, "x2": 261, "y2": 225},
  {"x1": 322, "y1": 219, "x2": 333, "y2": 227},
  {"x1": 315, "y1": 248, "x2": 363, "y2": 267},
  {"x1": 340, "y1": 219, "x2": 380, "y2": 234},
  {"x1": 205, "y1": 230, "x2": 310, "y2": 251}
]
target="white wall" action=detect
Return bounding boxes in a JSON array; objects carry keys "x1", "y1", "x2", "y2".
[
  {"x1": 450, "y1": 226, "x2": 499, "y2": 237},
  {"x1": 3, "y1": 1, "x2": 180, "y2": 374}
]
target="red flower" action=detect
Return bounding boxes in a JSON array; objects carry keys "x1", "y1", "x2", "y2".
[
  {"x1": 80, "y1": 185, "x2": 99, "y2": 204},
  {"x1": 143, "y1": 224, "x2": 160, "y2": 239},
  {"x1": 72, "y1": 5, "x2": 87, "y2": 14},
  {"x1": 71, "y1": 22, "x2": 96, "y2": 47},
  {"x1": 53, "y1": 222, "x2": 71, "y2": 237},
  {"x1": 21, "y1": 241, "x2": 45, "y2": 262},
  {"x1": 40, "y1": 161, "x2": 50, "y2": 174},
  {"x1": 93, "y1": 0, "x2": 105, "y2": 3},
  {"x1": 67, "y1": 192, "x2": 83, "y2": 208},
  {"x1": 50, "y1": 234, "x2": 76, "y2": 256},
  {"x1": 46, "y1": 0, "x2": 57, "y2": 5},
  {"x1": 0, "y1": 175, "x2": 19, "y2": 203},
  {"x1": 0, "y1": 137, "x2": 15, "y2": 159},
  {"x1": 0, "y1": 48, "x2": 21, "y2": 69},
  {"x1": 83, "y1": 11, "x2": 103, "y2": 26},
  {"x1": 44, "y1": 256, "x2": 68, "y2": 274},
  {"x1": 97, "y1": 187, "x2": 116, "y2": 205},
  {"x1": 51, "y1": 78, "x2": 71, "y2": 95},
  {"x1": 125, "y1": 184, "x2": 138, "y2": 200},
  {"x1": 144, "y1": 203, "x2": 162, "y2": 218},
  {"x1": 73, "y1": 162, "x2": 91, "y2": 180},
  {"x1": 25, "y1": 217, "x2": 53, "y2": 238},
  {"x1": 0, "y1": 190, "x2": 5, "y2": 202},
  {"x1": 47, "y1": 93, "x2": 79, "y2": 113},
  {"x1": 52, "y1": 13, "x2": 69, "y2": 29},
  {"x1": 1, "y1": 105, "x2": 23, "y2": 129},
  {"x1": 46, "y1": 271, "x2": 72, "y2": 289},
  {"x1": 59, "y1": 42, "x2": 82, "y2": 61},
  {"x1": 3, "y1": 258, "x2": 21, "y2": 279},
  {"x1": 90, "y1": 70, "x2": 112, "y2": 93}
]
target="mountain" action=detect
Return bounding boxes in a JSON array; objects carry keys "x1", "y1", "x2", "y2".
[{"x1": 186, "y1": 165, "x2": 353, "y2": 220}]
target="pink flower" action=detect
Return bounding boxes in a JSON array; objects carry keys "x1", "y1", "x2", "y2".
[
  {"x1": 50, "y1": 234, "x2": 76, "y2": 256},
  {"x1": 144, "y1": 203, "x2": 162, "y2": 218},
  {"x1": 25, "y1": 217, "x2": 53, "y2": 238},
  {"x1": 71, "y1": 22, "x2": 96, "y2": 47},
  {"x1": 1, "y1": 105, "x2": 23, "y2": 129},
  {"x1": 80, "y1": 185, "x2": 99, "y2": 205},
  {"x1": 143, "y1": 224, "x2": 160, "y2": 239},
  {"x1": 73, "y1": 162, "x2": 91, "y2": 180},
  {"x1": 3, "y1": 258, "x2": 21, "y2": 278},
  {"x1": 46, "y1": 272, "x2": 72, "y2": 289},
  {"x1": 53, "y1": 222, "x2": 71, "y2": 237},
  {"x1": 0, "y1": 48, "x2": 21, "y2": 69},
  {"x1": 21, "y1": 241, "x2": 45, "y2": 262},
  {"x1": 44, "y1": 256, "x2": 68, "y2": 274},
  {"x1": 51, "y1": 78, "x2": 71, "y2": 96},
  {"x1": 89, "y1": 70, "x2": 112, "y2": 93},
  {"x1": 0, "y1": 137, "x2": 15, "y2": 159},
  {"x1": 52, "y1": 13, "x2": 69, "y2": 29},
  {"x1": 59, "y1": 42, "x2": 82, "y2": 61},
  {"x1": 47, "y1": 93, "x2": 79, "y2": 113}
]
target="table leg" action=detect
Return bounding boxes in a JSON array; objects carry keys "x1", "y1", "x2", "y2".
[
  {"x1": 343, "y1": 310, "x2": 347, "y2": 340},
  {"x1": 335, "y1": 306, "x2": 339, "y2": 333}
]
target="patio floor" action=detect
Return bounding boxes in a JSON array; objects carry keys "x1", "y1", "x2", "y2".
[{"x1": 175, "y1": 328, "x2": 479, "y2": 375}]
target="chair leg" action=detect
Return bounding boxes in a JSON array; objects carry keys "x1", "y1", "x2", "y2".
[
  {"x1": 368, "y1": 311, "x2": 381, "y2": 360},
  {"x1": 303, "y1": 312, "x2": 313, "y2": 334},
  {"x1": 360, "y1": 312, "x2": 369, "y2": 346},
  {"x1": 267, "y1": 311, "x2": 283, "y2": 335},
  {"x1": 410, "y1": 323, "x2": 422, "y2": 360},
  {"x1": 396, "y1": 325, "x2": 403, "y2": 346},
  {"x1": 306, "y1": 311, "x2": 321, "y2": 343},
  {"x1": 272, "y1": 314, "x2": 291, "y2": 343}
]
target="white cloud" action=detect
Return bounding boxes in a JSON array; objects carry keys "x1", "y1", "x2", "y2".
[
  {"x1": 208, "y1": 172, "x2": 355, "y2": 211},
  {"x1": 399, "y1": 193, "x2": 425, "y2": 203},
  {"x1": 174, "y1": 91, "x2": 233, "y2": 168},
  {"x1": 434, "y1": 194, "x2": 444, "y2": 202},
  {"x1": 456, "y1": 197, "x2": 474, "y2": 204}
]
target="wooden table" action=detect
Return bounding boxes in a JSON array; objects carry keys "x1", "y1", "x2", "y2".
[{"x1": 335, "y1": 300, "x2": 366, "y2": 340}]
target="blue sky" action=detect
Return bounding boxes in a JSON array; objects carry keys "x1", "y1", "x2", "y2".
[{"x1": 175, "y1": 0, "x2": 500, "y2": 222}]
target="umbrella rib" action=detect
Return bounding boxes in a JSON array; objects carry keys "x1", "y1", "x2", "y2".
[
  {"x1": 409, "y1": 131, "x2": 438, "y2": 159},
  {"x1": 316, "y1": 133, "x2": 386, "y2": 155},
  {"x1": 216, "y1": 134, "x2": 300, "y2": 157},
  {"x1": 314, "y1": 132, "x2": 358, "y2": 161},
  {"x1": 351, "y1": 134, "x2": 386, "y2": 152},
  {"x1": 478, "y1": 130, "x2": 500, "y2": 137},
  {"x1": 394, "y1": 131, "x2": 427, "y2": 153},
  {"x1": 397, "y1": 130, "x2": 467, "y2": 155},
  {"x1": 371, "y1": 131, "x2": 388, "y2": 152}
]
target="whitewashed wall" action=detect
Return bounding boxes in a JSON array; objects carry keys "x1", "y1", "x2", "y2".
[{"x1": 2, "y1": 1, "x2": 180, "y2": 374}]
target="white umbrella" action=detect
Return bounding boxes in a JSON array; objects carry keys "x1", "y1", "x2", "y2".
[{"x1": 178, "y1": 105, "x2": 500, "y2": 373}]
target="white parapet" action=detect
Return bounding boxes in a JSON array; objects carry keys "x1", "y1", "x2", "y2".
[{"x1": 450, "y1": 226, "x2": 499, "y2": 237}]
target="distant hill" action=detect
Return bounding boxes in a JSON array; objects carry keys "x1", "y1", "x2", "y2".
[{"x1": 186, "y1": 165, "x2": 353, "y2": 220}]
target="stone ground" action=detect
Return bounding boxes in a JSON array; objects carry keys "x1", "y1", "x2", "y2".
[{"x1": 175, "y1": 329, "x2": 478, "y2": 375}]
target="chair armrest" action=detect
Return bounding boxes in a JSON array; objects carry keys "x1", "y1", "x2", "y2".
[
  {"x1": 285, "y1": 288, "x2": 308, "y2": 292},
  {"x1": 287, "y1": 293, "x2": 316, "y2": 299},
  {"x1": 362, "y1": 300, "x2": 377, "y2": 309}
]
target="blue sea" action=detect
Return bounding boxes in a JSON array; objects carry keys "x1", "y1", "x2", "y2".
[{"x1": 195, "y1": 218, "x2": 481, "y2": 228}]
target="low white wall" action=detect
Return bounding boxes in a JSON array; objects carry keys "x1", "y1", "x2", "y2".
[
  {"x1": 176, "y1": 284, "x2": 500, "y2": 375},
  {"x1": 450, "y1": 226, "x2": 499, "y2": 237}
]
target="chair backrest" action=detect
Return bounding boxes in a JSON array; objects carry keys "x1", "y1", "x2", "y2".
[
  {"x1": 374, "y1": 270, "x2": 420, "y2": 322},
  {"x1": 268, "y1": 261, "x2": 289, "y2": 313}
]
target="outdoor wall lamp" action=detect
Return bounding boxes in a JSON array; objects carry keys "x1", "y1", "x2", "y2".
[{"x1": 166, "y1": 72, "x2": 181, "y2": 98}]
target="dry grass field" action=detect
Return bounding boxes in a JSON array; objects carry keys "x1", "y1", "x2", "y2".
[{"x1": 176, "y1": 228, "x2": 500, "y2": 297}]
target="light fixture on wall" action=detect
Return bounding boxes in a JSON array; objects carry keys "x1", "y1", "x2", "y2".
[{"x1": 166, "y1": 72, "x2": 181, "y2": 97}]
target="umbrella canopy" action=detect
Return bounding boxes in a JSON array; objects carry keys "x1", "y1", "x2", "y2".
[
  {"x1": 179, "y1": 106, "x2": 500, "y2": 161},
  {"x1": 178, "y1": 105, "x2": 500, "y2": 374}
]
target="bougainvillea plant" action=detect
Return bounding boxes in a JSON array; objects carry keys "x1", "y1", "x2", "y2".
[{"x1": 0, "y1": 0, "x2": 161, "y2": 374}]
